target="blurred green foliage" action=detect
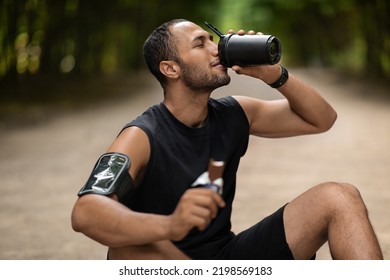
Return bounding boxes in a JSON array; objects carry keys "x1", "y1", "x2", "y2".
[
  {"x1": 0, "y1": 0, "x2": 389, "y2": 88},
  {"x1": 218, "y1": 0, "x2": 390, "y2": 79},
  {"x1": 0, "y1": 0, "x2": 218, "y2": 79}
]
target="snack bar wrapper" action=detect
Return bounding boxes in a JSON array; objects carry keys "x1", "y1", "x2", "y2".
[{"x1": 191, "y1": 159, "x2": 224, "y2": 195}]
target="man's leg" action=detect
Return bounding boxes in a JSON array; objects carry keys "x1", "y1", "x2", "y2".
[
  {"x1": 284, "y1": 182, "x2": 383, "y2": 259},
  {"x1": 108, "y1": 240, "x2": 190, "y2": 260}
]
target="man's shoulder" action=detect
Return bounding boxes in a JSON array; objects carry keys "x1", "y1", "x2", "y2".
[
  {"x1": 209, "y1": 96, "x2": 247, "y2": 118},
  {"x1": 209, "y1": 96, "x2": 240, "y2": 109},
  {"x1": 121, "y1": 103, "x2": 164, "y2": 135}
]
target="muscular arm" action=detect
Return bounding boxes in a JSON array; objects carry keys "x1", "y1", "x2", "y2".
[
  {"x1": 71, "y1": 193, "x2": 172, "y2": 248},
  {"x1": 233, "y1": 64, "x2": 337, "y2": 138},
  {"x1": 71, "y1": 126, "x2": 225, "y2": 248}
]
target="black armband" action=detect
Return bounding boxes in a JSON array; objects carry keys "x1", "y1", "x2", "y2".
[
  {"x1": 77, "y1": 153, "x2": 135, "y2": 204},
  {"x1": 268, "y1": 65, "x2": 289, "y2": 88}
]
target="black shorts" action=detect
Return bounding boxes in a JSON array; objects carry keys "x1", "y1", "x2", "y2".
[{"x1": 213, "y1": 204, "x2": 294, "y2": 260}]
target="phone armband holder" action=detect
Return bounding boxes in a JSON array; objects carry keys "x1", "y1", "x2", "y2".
[{"x1": 77, "y1": 153, "x2": 135, "y2": 203}]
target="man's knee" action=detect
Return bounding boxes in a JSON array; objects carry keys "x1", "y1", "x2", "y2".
[
  {"x1": 318, "y1": 182, "x2": 361, "y2": 199},
  {"x1": 315, "y1": 182, "x2": 366, "y2": 213}
]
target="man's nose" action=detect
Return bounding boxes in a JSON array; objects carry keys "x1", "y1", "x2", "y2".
[{"x1": 211, "y1": 41, "x2": 219, "y2": 56}]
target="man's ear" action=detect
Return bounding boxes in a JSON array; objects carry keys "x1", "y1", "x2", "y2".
[{"x1": 159, "y1": 61, "x2": 180, "y2": 80}]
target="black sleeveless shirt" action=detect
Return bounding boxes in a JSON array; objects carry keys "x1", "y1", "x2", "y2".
[{"x1": 122, "y1": 96, "x2": 249, "y2": 259}]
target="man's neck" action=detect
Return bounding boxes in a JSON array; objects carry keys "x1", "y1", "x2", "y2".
[{"x1": 163, "y1": 88, "x2": 211, "y2": 128}]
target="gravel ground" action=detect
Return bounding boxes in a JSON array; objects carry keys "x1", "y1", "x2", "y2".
[{"x1": 0, "y1": 68, "x2": 389, "y2": 259}]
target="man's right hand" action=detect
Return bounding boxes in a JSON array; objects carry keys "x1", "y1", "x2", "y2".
[{"x1": 167, "y1": 188, "x2": 226, "y2": 241}]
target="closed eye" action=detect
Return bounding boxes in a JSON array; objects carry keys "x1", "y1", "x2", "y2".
[{"x1": 192, "y1": 33, "x2": 213, "y2": 48}]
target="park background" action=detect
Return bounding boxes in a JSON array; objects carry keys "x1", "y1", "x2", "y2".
[
  {"x1": 1, "y1": 0, "x2": 389, "y2": 119},
  {"x1": 0, "y1": 0, "x2": 389, "y2": 260}
]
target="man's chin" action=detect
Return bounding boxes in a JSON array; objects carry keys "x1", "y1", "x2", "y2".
[
  {"x1": 225, "y1": 76, "x2": 231, "y2": 86},
  {"x1": 221, "y1": 74, "x2": 231, "y2": 86},
  {"x1": 212, "y1": 76, "x2": 231, "y2": 91}
]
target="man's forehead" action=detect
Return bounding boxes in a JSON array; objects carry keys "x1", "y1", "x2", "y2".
[{"x1": 170, "y1": 21, "x2": 207, "y2": 38}]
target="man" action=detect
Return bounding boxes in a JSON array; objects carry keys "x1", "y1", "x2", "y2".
[{"x1": 71, "y1": 19, "x2": 383, "y2": 260}]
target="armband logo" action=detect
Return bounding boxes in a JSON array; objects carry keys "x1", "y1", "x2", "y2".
[{"x1": 77, "y1": 153, "x2": 135, "y2": 204}]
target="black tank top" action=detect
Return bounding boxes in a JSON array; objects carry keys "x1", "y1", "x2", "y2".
[{"x1": 122, "y1": 96, "x2": 249, "y2": 259}]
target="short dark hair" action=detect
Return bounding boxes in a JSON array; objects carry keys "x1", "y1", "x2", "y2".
[{"x1": 143, "y1": 19, "x2": 188, "y2": 87}]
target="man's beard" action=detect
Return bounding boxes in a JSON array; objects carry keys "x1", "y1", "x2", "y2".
[{"x1": 179, "y1": 60, "x2": 231, "y2": 92}]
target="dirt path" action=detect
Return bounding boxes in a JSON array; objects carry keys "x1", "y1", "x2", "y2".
[{"x1": 0, "y1": 68, "x2": 389, "y2": 259}]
